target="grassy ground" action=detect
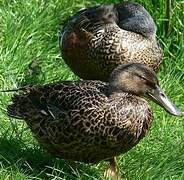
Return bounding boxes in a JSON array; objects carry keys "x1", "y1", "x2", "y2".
[{"x1": 0, "y1": 0, "x2": 183, "y2": 179}]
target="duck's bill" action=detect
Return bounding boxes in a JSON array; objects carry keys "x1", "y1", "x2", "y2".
[{"x1": 148, "y1": 86, "x2": 183, "y2": 116}]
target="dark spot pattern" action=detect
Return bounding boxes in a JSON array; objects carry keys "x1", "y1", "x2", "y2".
[{"x1": 7, "y1": 80, "x2": 153, "y2": 163}]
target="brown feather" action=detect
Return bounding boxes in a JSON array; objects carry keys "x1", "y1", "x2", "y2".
[
  {"x1": 60, "y1": 2, "x2": 163, "y2": 81},
  {"x1": 7, "y1": 77, "x2": 153, "y2": 163}
]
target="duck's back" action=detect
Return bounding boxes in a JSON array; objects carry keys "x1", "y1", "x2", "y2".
[
  {"x1": 60, "y1": 2, "x2": 162, "y2": 81},
  {"x1": 7, "y1": 81, "x2": 152, "y2": 163}
]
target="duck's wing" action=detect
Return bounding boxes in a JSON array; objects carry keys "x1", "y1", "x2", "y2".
[
  {"x1": 59, "y1": 4, "x2": 118, "y2": 48},
  {"x1": 6, "y1": 81, "x2": 108, "y2": 121},
  {"x1": 60, "y1": 5, "x2": 117, "y2": 33}
]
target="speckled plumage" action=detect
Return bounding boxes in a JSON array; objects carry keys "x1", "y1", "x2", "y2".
[
  {"x1": 6, "y1": 63, "x2": 182, "y2": 179},
  {"x1": 60, "y1": 2, "x2": 163, "y2": 81},
  {"x1": 7, "y1": 78, "x2": 153, "y2": 163}
]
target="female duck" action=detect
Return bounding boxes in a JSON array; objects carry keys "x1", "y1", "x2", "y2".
[
  {"x1": 6, "y1": 63, "x2": 182, "y2": 179},
  {"x1": 60, "y1": 2, "x2": 163, "y2": 81}
]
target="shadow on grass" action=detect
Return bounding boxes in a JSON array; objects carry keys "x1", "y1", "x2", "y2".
[{"x1": 0, "y1": 137, "x2": 100, "y2": 179}]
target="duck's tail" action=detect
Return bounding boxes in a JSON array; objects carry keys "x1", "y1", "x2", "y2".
[
  {"x1": 2, "y1": 86, "x2": 41, "y2": 120},
  {"x1": 2, "y1": 84, "x2": 62, "y2": 122},
  {"x1": 7, "y1": 94, "x2": 28, "y2": 119}
]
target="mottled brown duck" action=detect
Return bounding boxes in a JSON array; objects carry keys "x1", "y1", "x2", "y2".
[
  {"x1": 60, "y1": 2, "x2": 163, "y2": 81},
  {"x1": 6, "y1": 63, "x2": 182, "y2": 179}
]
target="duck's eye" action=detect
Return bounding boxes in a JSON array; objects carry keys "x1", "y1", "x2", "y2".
[
  {"x1": 137, "y1": 75, "x2": 156, "y2": 88},
  {"x1": 135, "y1": 74, "x2": 148, "y2": 81},
  {"x1": 139, "y1": 75, "x2": 148, "y2": 81}
]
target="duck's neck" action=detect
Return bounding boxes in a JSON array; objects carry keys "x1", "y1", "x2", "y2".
[
  {"x1": 108, "y1": 91, "x2": 153, "y2": 142},
  {"x1": 107, "y1": 83, "x2": 140, "y2": 98}
]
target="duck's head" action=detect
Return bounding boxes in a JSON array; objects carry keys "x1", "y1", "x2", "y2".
[
  {"x1": 115, "y1": 2, "x2": 156, "y2": 39},
  {"x1": 109, "y1": 63, "x2": 183, "y2": 116}
]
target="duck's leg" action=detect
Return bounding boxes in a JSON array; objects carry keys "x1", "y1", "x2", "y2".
[{"x1": 104, "y1": 157, "x2": 119, "y2": 180}]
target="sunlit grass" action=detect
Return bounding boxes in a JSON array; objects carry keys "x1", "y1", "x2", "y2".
[{"x1": 0, "y1": 0, "x2": 183, "y2": 179}]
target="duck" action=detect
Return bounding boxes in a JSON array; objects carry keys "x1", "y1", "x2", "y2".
[
  {"x1": 5, "y1": 63, "x2": 182, "y2": 179},
  {"x1": 59, "y1": 2, "x2": 163, "y2": 81}
]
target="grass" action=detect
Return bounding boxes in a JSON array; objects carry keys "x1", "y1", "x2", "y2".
[{"x1": 0, "y1": 0, "x2": 183, "y2": 179}]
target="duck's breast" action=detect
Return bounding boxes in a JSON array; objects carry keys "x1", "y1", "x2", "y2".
[{"x1": 105, "y1": 94, "x2": 153, "y2": 151}]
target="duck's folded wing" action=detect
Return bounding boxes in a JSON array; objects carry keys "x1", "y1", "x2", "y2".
[{"x1": 6, "y1": 81, "x2": 108, "y2": 121}]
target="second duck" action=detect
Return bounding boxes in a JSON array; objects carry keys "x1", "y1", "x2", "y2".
[{"x1": 60, "y1": 2, "x2": 163, "y2": 81}]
